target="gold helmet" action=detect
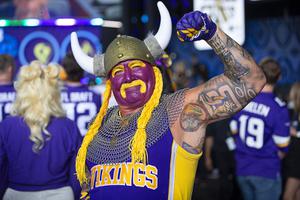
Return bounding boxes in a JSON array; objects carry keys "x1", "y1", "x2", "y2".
[
  {"x1": 70, "y1": 1, "x2": 172, "y2": 77},
  {"x1": 103, "y1": 35, "x2": 155, "y2": 74}
]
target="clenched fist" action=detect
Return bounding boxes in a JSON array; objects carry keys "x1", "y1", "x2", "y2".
[{"x1": 176, "y1": 11, "x2": 217, "y2": 42}]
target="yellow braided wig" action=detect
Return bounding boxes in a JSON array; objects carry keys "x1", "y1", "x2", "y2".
[
  {"x1": 130, "y1": 66, "x2": 163, "y2": 164},
  {"x1": 76, "y1": 80, "x2": 112, "y2": 185}
]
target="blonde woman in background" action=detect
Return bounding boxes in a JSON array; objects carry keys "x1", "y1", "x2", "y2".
[
  {"x1": 284, "y1": 82, "x2": 300, "y2": 200},
  {"x1": 0, "y1": 61, "x2": 82, "y2": 200}
]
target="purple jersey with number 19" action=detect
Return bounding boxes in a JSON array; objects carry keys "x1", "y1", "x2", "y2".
[{"x1": 230, "y1": 92, "x2": 290, "y2": 179}]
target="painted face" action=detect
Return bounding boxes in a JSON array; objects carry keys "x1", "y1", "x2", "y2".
[{"x1": 109, "y1": 59, "x2": 155, "y2": 109}]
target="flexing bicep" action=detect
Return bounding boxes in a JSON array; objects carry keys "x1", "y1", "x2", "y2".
[
  {"x1": 184, "y1": 74, "x2": 256, "y2": 125},
  {"x1": 180, "y1": 29, "x2": 267, "y2": 125},
  {"x1": 168, "y1": 75, "x2": 253, "y2": 153},
  {"x1": 172, "y1": 66, "x2": 260, "y2": 153}
]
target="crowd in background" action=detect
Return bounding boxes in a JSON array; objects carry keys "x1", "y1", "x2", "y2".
[{"x1": 1, "y1": 52, "x2": 300, "y2": 200}]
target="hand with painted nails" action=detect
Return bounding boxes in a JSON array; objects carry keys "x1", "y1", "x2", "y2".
[{"x1": 176, "y1": 11, "x2": 217, "y2": 42}]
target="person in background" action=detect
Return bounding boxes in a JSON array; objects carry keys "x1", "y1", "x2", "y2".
[
  {"x1": 61, "y1": 52, "x2": 102, "y2": 136},
  {"x1": 230, "y1": 57, "x2": 290, "y2": 200},
  {"x1": 172, "y1": 59, "x2": 191, "y2": 89},
  {"x1": 0, "y1": 54, "x2": 16, "y2": 122},
  {"x1": 202, "y1": 118, "x2": 237, "y2": 200},
  {"x1": 283, "y1": 82, "x2": 300, "y2": 200},
  {"x1": 13, "y1": 0, "x2": 49, "y2": 19},
  {"x1": 0, "y1": 61, "x2": 82, "y2": 200},
  {"x1": 0, "y1": 0, "x2": 71, "y2": 19},
  {"x1": 190, "y1": 53, "x2": 209, "y2": 87}
]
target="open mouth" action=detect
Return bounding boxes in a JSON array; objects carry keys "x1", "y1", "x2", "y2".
[{"x1": 120, "y1": 80, "x2": 146, "y2": 98}]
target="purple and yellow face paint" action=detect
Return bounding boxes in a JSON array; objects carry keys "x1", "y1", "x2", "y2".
[{"x1": 109, "y1": 59, "x2": 155, "y2": 109}]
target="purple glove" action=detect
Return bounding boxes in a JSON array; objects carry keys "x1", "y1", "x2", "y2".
[{"x1": 176, "y1": 11, "x2": 217, "y2": 42}]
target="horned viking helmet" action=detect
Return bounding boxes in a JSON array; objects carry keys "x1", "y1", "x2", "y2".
[{"x1": 70, "y1": 1, "x2": 172, "y2": 77}]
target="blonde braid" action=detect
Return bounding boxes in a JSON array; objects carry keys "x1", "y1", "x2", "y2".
[
  {"x1": 130, "y1": 66, "x2": 163, "y2": 164},
  {"x1": 76, "y1": 80, "x2": 112, "y2": 185}
]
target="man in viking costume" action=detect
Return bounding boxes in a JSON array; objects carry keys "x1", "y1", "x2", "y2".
[{"x1": 70, "y1": 2, "x2": 266, "y2": 199}]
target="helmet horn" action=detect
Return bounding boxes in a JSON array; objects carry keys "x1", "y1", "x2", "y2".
[
  {"x1": 71, "y1": 1, "x2": 172, "y2": 76},
  {"x1": 71, "y1": 32, "x2": 99, "y2": 75},
  {"x1": 154, "y1": 1, "x2": 172, "y2": 50},
  {"x1": 144, "y1": 1, "x2": 172, "y2": 59}
]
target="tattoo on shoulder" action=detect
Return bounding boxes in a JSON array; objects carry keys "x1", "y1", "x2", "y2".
[
  {"x1": 180, "y1": 103, "x2": 207, "y2": 132},
  {"x1": 182, "y1": 142, "x2": 201, "y2": 154}
]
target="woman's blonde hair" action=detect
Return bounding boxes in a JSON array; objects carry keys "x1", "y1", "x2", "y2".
[
  {"x1": 11, "y1": 61, "x2": 65, "y2": 153},
  {"x1": 290, "y1": 82, "x2": 300, "y2": 121}
]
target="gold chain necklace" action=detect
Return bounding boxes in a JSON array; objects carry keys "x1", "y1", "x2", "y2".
[{"x1": 110, "y1": 110, "x2": 138, "y2": 147}]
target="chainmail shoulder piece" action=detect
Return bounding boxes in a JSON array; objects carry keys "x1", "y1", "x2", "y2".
[
  {"x1": 86, "y1": 89, "x2": 186, "y2": 165},
  {"x1": 164, "y1": 88, "x2": 187, "y2": 126}
]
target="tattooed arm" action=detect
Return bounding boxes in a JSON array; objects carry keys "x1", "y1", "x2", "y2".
[
  {"x1": 170, "y1": 11, "x2": 266, "y2": 153},
  {"x1": 190, "y1": 27, "x2": 265, "y2": 122}
]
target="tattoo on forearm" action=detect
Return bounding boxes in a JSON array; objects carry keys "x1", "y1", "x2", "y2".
[
  {"x1": 179, "y1": 31, "x2": 264, "y2": 133},
  {"x1": 198, "y1": 77, "x2": 256, "y2": 120},
  {"x1": 241, "y1": 48, "x2": 251, "y2": 60},
  {"x1": 182, "y1": 142, "x2": 201, "y2": 154},
  {"x1": 180, "y1": 77, "x2": 256, "y2": 131},
  {"x1": 209, "y1": 35, "x2": 250, "y2": 83}
]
